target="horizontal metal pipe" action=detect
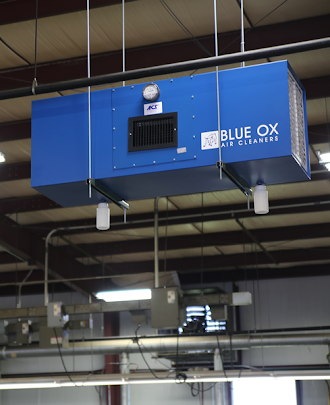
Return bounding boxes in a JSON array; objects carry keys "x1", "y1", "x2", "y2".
[
  {"x1": 2, "y1": 332, "x2": 330, "y2": 359},
  {"x1": 1, "y1": 37, "x2": 330, "y2": 101}
]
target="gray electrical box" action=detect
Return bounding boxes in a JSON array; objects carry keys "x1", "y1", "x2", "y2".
[
  {"x1": 39, "y1": 317, "x2": 63, "y2": 348},
  {"x1": 151, "y1": 287, "x2": 183, "y2": 329},
  {"x1": 5, "y1": 320, "x2": 32, "y2": 345},
  {"x1": 47, "y1": 302, "x2": 65, "y2": 328}
]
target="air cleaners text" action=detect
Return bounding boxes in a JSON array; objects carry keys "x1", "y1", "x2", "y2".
[{"x1": 201, "y1": 123, "x2": 279, "y2": 150}]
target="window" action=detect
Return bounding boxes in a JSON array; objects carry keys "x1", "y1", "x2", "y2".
[
  {"x1": 232, "y1": 378, "x2": 297, "y2": 405},
  {"x1": 179, "y1": 305, "x2": 226, "y2": 333}
]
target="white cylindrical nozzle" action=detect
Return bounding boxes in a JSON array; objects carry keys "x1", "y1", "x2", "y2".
[
  {"x1": 254, "y1": 184, "x2": 269, "y2": 214},
  {"x1": 96, "y1": 202, "x2": 110, "y2": 230}
]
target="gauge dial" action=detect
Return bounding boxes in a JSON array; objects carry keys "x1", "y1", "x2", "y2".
[{"x1": 142, "y1": 83, "x2": 160, "y2": 102}]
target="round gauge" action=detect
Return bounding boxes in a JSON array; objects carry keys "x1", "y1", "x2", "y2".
[{"x1": 142, "y1": 83, "x2": 160, "y2": 102}]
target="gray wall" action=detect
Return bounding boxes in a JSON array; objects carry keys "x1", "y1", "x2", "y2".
[
  {"x1": 0, "y1": 275, "x2": 330, "y2": 404},
  {"x1": 0, "y1": 292, "x2": 105, "y2": 405},
  {"x1": 237, "y1": 276, "x2": 330, "y2": 368}
]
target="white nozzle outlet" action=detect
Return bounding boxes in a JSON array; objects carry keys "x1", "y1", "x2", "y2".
[
  {"x1": 96, "y1": 202, "x2": 110, "y2": 230},
  {"x1": 254, "y1": 184, "x2": 269, "y2": 215}
]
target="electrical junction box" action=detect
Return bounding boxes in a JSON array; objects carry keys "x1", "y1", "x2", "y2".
[
  {"x1": 31, "y1": 61, "x2": 310, "y2": 207},
  {"x1": 5, "y1": 320, "x2": 32, "y2": 345},
  {"x1": 39, "y1": 317, "x2": 63, "y2": 349},
  {"x1": 47, "y1": 302, "x2": 66, "y2": 328},
  {"x1": 151, "y1": 287, "x2": 184, "y2": 329}
]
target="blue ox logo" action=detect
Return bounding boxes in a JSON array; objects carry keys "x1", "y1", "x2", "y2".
[
  {"x1": 203, "y1": 132, "x2": 218, "y2": 148},
  {"x1": 147, "y1": 105, "x2": 158, "y2": 111}
]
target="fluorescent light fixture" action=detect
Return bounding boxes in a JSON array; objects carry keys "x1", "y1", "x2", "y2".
[
  {"x1": 0, "y1": 382, "x2": 61, "y2": 390},
  {"x1": 2, "y1": 370, "x2": 330, "y2": 389},
  {"x1": 319, "y1": 152, "x2": 330, "y2": 171},
  {"x1": 95, "y1": 288, "x2": 151, "y2": 302},
  {"x1": 186, "y1": 306, "x2": 205, "y2": 312},
  {"x1": 0, "y1": 151, "x2": 6, "y2": 163}
]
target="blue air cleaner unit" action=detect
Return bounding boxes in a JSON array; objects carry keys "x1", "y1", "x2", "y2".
[{"x1": 31, "y1": 61, "x2": 310, "y2": 207}]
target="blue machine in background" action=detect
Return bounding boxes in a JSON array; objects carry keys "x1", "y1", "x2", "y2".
[{"x1": 31, "y1": 60, "x2": 309, "y2": 207}]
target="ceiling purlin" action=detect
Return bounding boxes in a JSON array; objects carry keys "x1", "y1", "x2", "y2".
[
  {"x1": 53, "y1": 221, "x2": 330, "y2": 259},
  {"x1": 0, "y1": 161, "x2": 30, "y2": 182},
  {"x1": 0, "y1": 196, "x2": 60, "y2": 216},
  {"x1": 179, "y1": 262, "x2": 330, "y2": 284},
  {"x1": 6, "y1": 191, "x2": 330, "y2": 236},
  {"x1": 0, "y1": 14, "x2": 329, "y2": 92},
  {"x1": 0, "y1": 212, "x2": 116, "y2": 297},
  {"x1": 83, "y1": 247, "x2": 330, "y2": 275},
  {"x1": 0, "y1": 0, "x2": 134, "y2": 26},
  {"x1": 0, "y1": 120, "x2": 30, "y2": 142}
]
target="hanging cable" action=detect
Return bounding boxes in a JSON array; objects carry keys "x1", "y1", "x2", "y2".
[
  {"x1": 32, "y1": 0, "x2": 38, "y2": 95},
  {"x1": 326, "y1": 98, "x2": 330, "y2": 149},
  {"x1": 163, "y1": 197, "x2": 169, "y2": 284},
  {"x1": 87, "y1": 0, "x2": 92, "y2": 198},
  {"x1": 0, "y1": 37, "x2": 31, "y2": 66},
  {"x1": 240, "y1": 0, "x2": 245, "y2": 67},
  {"x1": 200, "y1": 193, "x2": 204, "y2": 288},
  {"x1": 134, "y1": 325, "x2": 166, "y2": 379},
  {"x1": 159, "y1": 0, "x2": 212, "y2": 57},
  {"x1": 122, "y1": 0, "x2": 126, "y2": 87},
  {"x1": 53, "y1": 328, "x2": 79, "y2": 387},
  {"x1": 213, "y1": 0, "x2": 222, "y2": 180},
  {"x1": 219, "y1": 0, "x2": 288, "y2": 56}
]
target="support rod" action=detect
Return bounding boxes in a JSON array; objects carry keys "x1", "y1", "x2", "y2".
[
  {"x1": 2, "y1": 332, "x2": 330, "y2": 359},
  {"x1": 154, "y1": 197, "x2": 160, "y2": 289},
  {"x1": 1, "y1": 37, "x2": 330, "y2": 101}
]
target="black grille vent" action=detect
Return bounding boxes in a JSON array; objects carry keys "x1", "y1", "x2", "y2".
[{"x1": 128, "y1": 112, "x2": 177, "y2": 152}]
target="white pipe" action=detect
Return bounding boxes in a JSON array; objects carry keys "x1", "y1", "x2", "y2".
[
  {"x1": 17, "y1": 267, "x2": 34, "y2": 309},
  {"x1": 44, "y1": 225, "x2": 95, "y2": 306},
  {"x1": 3, "y1": 332, "x2": 330, "y2": 359},
  {"x1": 120, "y1": 353, "x2": 130, "y2": 405},
  {"x1": 2, "y1": 369, "x2": 330, "y2": 389},
  {"x1": 214, "y1": 349, "x2": 224, "y2": 405}
]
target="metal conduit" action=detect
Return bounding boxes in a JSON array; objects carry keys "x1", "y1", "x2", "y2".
[
  {"x1": 2, "y1": 332, "x2": 330, "y2": 359},
  {"x1": 1, "y1": 37, "x2": 330, "y2": 101}
]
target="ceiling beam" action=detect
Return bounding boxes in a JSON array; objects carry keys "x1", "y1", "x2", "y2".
[
  {"x1": 302, "y1": 76, "x2": 330, "y2": 100},
  {"x1": 0, "y1": 195, "x2": 61, "y2": 215},
  {"x1": 0, "y1": 120, "x2": 30, "y2": 142},
  {"x1": 308, "y1": 124, "x2": 330, "y2": 144},
  {"x1": 55, "y1": 221, "x2": 330, "y2": 259},
  {"x1": 0, "y1": 212, "x2": 115, "y2": 297},
  {"x1": 0, "y1": 161, "x2": 30, "y2": 182},
  {"x1": 0, "y1": 14, "x2": 330, "y2": 93},
  {"x1": 84, "y1": 247, "x2": 330, "y2": 276},
  {"x1": 0, "y1": 0, "x2": 135, "y2": 26},
  {"x1": 21, "y1": 193, "x2": 330, "y2": 236},
  {"x1": 179, "y1": 262, "x2": 330, "y2": 284}
]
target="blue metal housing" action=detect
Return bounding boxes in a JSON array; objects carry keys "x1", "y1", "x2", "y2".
[{"x1": 31, "y1": 61, "x2": 310, "y2": 207}]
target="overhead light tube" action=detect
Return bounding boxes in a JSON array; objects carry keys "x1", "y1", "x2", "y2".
[
  {"x1": 254, "y1": 184, "x2": 269, "y2": 214},
  {"x1": 318, "y1": 151, "x2": 330, "y2": 171},
  {"x1": 96, "y1": 202, "x2": 110, "y2": 230},
  {"x1": 96, "y1": 289, "x2": 151, "y2": 302}
]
